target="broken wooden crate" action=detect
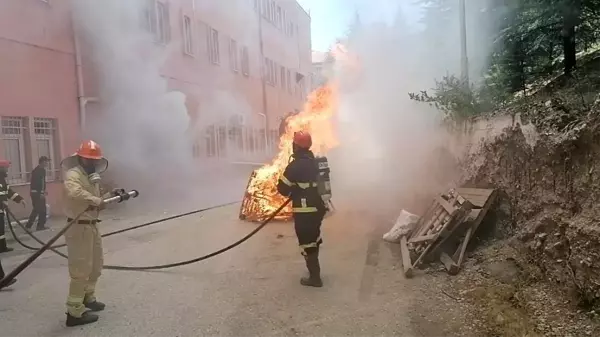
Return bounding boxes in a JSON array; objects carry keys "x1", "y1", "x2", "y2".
[{"x1": 400, "y1": 188, "x2": 497, "y2": 278}]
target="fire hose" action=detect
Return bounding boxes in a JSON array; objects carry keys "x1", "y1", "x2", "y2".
[{"x1": 0, "y1": 192, "x2": 290, "y2": 287}]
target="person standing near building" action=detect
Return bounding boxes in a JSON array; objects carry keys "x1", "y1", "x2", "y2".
[
  {"x1": 0, "y1": 159, "x2": 26, "y2": 254},
  {"x1": 62, "y1": 140, "x2": 117, "y2": 327},
  {"x1": 26, "y1": 156, "x2": 49, "y2": 231},
  {"x1": 277, "y1": 131, "x2": 327, "y2": 287}
]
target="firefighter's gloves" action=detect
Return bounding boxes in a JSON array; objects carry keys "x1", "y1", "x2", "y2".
[{"x1": 86, "y1": 201, "x2": 105, "y2": 212}]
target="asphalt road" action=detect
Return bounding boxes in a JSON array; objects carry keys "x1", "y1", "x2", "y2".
[{"x1": 0, "y1": 168, "x2": 439, "y2": 337}]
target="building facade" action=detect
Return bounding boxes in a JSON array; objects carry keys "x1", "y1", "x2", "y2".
[
  {"x1": 0, "y1": 0, "x2": 311, "y2": 217},
  {"x1": 310, "y1": 50, "x2": 328, "y2": 90},
  {"x1": 0, "y1": 0, "x2": 79, "y2": 218}
]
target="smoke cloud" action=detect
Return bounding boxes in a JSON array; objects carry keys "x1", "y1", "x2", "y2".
[
  {"x1": 70, "y1": 0, "x2": 260, "y2": 207},
  {"x1": 327, "y1": 1, "x2": 503, "y2": 216},
  {"x1": 70, "y1": 0, "x2": 191, "y2": 196}
]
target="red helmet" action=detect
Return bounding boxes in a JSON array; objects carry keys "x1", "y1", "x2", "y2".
[
  {"x1": 293, "y1": 131, "x2": 312, "y2": 149},
  {"x1": 76, "y1": 140, "x2": 104, "y2": 160},
  {"x1": 0, "y1": 159, "x2": 10, "y2": 168}
]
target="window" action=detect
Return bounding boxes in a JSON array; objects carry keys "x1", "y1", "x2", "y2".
[
  {"x1": 241, "y1": 46, "x2": 249, "y2": 76},
  {"x1": 253, "y1": 0, "x2": 258, "y2": 11},
  {"x1": 286, "y1": 69, "x2": 292, "y2": 93},
  {"x1": 261, "y1": 0, "x2": 267, "y2": 18},
  {"x1": 280, "y1": 66, "x2": 286, "y2": 89},
  {"x1": 270, "y1": 1, "x2": 276, "y2": 22},
  {"x1": 264, "y1": 58, "x2": 278, "y2": 86},
  {"x1": 296, "y1": 72, "x2": 305, "y2": 98},
  {"x1": 263, "y1": 57, "x2": 270, "y2": 84},
  {"x1": 183, "y1": 15, "x2": 194, "y2": 55},
  {"x1": 33, "y1": 118, "x2": 59, "y2": 181},
  {"x1": 276, "y1": 6, "x2": 282, "y2": 29},
  {"x1": 144, "y1": 0, "x2": 170, "y2": 44},
  {"x1": 283, "y1": 10, "x2": 287, "y2": 33},
  {"x1": 143, "y1": 0, "x2": 157, "y2": 35},
  {"x1": 268, "y1": 1, "x2": 273, "y2": 22},
  {"x1": 229, "y1": 39, "x2": 239, "y2": 72},
  {"x1": 1, "y1": 117, "x2": 27, "y2": 184},
  {"x1": 207, "y1": 27, "x2": 220, "y2": 64},
  {"x1": 156, "y1": 2, "x2": 170, "y2": 44}
]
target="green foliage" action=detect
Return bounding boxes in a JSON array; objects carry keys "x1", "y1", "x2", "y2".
[
  {"x1": 409, "y1": 75, "x2": 487, "y2": 124},
  {"x1": 409, "y1": 0, "x2": 600, "y2": 124}
]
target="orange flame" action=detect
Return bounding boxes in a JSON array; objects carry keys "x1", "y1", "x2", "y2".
[{"x1": 243, "y1": 84, "x2": 339, "y2": 221}]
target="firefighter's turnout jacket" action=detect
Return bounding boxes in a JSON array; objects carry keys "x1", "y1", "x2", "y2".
[
  {"x1": 277, "y1": 150, "x2": 326, "y2": 214},
  {"x1": 277, "y1": 149, "x2": 326, "y2": 256},
  {"x1": 63, "y1": 166, "x2": 107, "y2": 221},
  {"x1": 0, "y1": 177, "x2": 23, "y2": 249},
  {"x1": 63, "y1": 165, "x2": 111, "y2": 318},
  {"x1": 0, "y1": 177, "x2": 23, "y2": 209}
]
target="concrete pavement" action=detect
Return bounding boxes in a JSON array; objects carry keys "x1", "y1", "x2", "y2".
[{"x1": 0, "y1": 167, "x2": 456, "y2": 336}]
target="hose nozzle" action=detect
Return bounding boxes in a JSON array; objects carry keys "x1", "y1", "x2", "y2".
[{"x1": 104, "y1": 190, "x2": 140, "y2": 204}]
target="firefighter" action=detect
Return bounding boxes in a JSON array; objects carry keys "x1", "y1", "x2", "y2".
[
  {"x1": 277, "y1": 131, "x2": 327, "y2": 287},
  {"x1": 0, "y1": 159, "x2": 26, "y2": 254},
  {"x1": 61, "y1": 140, "x2": 113, "y2": 327}
]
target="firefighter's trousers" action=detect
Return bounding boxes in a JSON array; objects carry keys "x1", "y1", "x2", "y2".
[
  {"x1": 293, "y1": 211, "x2": 324, "y2": 256},
  {"x1": 0, "y1": 211, "x2": 10, "y2": 252},
  {"x1": 64, "y1": 223, "x2": 103, "y2": 317},
  {"x1": 0, "y1": 257, "x2": 5, "y2": 278}
]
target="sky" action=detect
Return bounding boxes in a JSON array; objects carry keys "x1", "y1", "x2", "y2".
[{"x1": 296, "y1": 0, "x2": 422, "y2": 52}]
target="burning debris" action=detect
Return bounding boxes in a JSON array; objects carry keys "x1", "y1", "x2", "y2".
[
  {"x1": 388, "y1": 188, "x2": 497, "y2": 277},
  {"x1": 239, "y1": 84, "x2": 339, "y2": 222}
]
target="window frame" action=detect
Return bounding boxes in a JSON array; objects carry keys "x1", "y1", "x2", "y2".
[
  {"x1": 182, "y1": 15, "x2": 194, "y2": 56},
  {"x1": 1, "y1": 116, "x2": 28, "y2": 184},
  {"x1": 229, "y1": 38, "x2": 239, "y2": 72},
  {"x1": 241, "y1": 46, "x2": 250, "y2": 76},
  {"x1": 207, "y1": 27, "x2": 220, "y2": 64},
  {"x1": 33, "y1": 118, "x2": 59, "y2": 182},
  {"x1": 155, "y1": 1, "x2": 170, "y2": 44}
]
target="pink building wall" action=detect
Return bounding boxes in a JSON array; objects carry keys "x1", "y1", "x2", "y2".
[
  {"x1": 0, "y1": 0, "x2": 80, "y2": 218},
  {"x1": 0, "y1": 0, "x2": 311, "y2": 217}
]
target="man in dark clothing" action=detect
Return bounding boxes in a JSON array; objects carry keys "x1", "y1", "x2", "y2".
[
  {"x1": 0, "y1": 159, "x2": 26, "y2": 253},
  {"x1": 26, "y1": 156, "x2": 49, "y2": 231},
  {"x1": 277, "y1": 131, "x2": 327, "y2": 287}
]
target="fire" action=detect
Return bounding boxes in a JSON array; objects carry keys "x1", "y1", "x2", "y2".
[{"x1": 239, "y1": 84, "x2": 339, "y2": 222}]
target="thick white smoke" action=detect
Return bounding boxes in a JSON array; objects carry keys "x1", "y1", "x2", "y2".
[
  {"x1": 328, "y1": 1, "x2": 503, "y2": 215},
  {"x1": 71, "y1": 0, "x2": 192, "y2": 194},
  {"x1": 70, "y1": 0, "x2": 262, "y2": 206}
]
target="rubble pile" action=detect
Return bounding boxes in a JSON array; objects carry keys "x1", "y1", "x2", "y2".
[{"x1": 390, "y1": 187, "x2": 497, "y2": 277}]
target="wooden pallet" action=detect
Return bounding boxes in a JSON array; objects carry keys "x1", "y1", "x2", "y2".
[
  {"x1": 441, "y1": 188, "x2": 498, "y2": 274},
  {"x1": 401, "y1": 189, "x2": 474, "y2": 278}
]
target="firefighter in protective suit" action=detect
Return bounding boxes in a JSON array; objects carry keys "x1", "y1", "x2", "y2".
[
  {"x1": 62, "y1": 140, "x2": 116, "y2": 327},
  {"x1": 0, "y1": 159, "x2": 26, "y2": 254},
  {"x1": 277, "y1": 131, "x2": 327, "y2": 287}
]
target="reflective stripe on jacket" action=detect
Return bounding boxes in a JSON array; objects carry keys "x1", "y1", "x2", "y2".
[
  {"x1": 0, "y1": 178, "x2": 23, "y2": 213},
  {"x1": 276, "y1": 150, "x2": 325, "y2": 213}
]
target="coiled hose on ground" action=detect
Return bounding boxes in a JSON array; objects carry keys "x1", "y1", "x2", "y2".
[{"x1": 1, "y1": 197, "x2": 290, "y2": 284}]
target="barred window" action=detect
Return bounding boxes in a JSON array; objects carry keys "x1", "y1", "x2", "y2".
[
  {"x1": 1, "y1": 117, "x2": 28, "y2": 184},
  {"x1": 33, "y1": 118, "x2": 59, "y2": 181}
]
